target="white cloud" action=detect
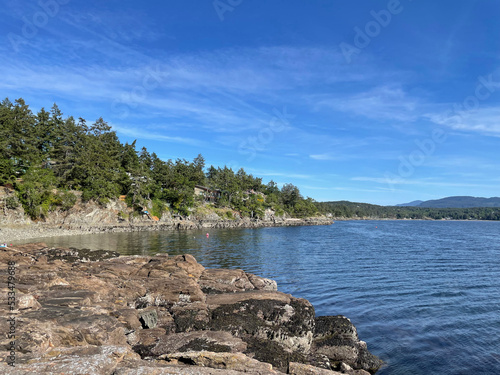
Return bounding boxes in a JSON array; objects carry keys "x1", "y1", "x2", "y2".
[
  {"x1": 352, "y1": 176, "x2": 499, "y2": 189},
  {"x1": 302, "y1": 185, "x2": 385, "y2": 193},
  {"x1": 110, "y1": 123, "x2": 203, "y2": 146},
  {"x1": 245, "y1": 169, "x2": 314, "y2": 180},
  {"x1": 310, "y1": 153, "x2": 335, "y2": 161},
  {"x1": 314, "y1": 85, "x2": 420, "y2": 122},
  {"x1": 309, "y1": 153, "x2": 361, "y2": 161},
  {"x1": 426, "y1": 106, "x2": 500, "y2": 137},
  {"x1": 425, "y1": 156, "x2": 499, "y2": 170}
]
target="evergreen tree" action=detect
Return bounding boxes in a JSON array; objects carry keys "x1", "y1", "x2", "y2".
[
  {"x1": 281, "y1": 183, "x2": 301, "y2": 209},
  {"x1": 49, "y1": 116, "x2": 87, "y2": 188},
  {"x1": 0, "y1": 99, "x2": 16, "y2": 183},
  {"x1": 34, "y1": 107, "x2": 51, "y2": 158},
  {"x1": 8, "y1": 98, "x2": 37, "y2": 174},
  {"x1": 73, "y1": 118, "x2": 122, "y2": 202}
]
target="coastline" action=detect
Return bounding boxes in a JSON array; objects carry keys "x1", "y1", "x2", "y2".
[
  {"x1": 5, "y1": 216, "x2": 494, "y2": 245},
  {"x1": 4, "y1": 216, "x2": 495, "y2": 245},
  {"x1": 2, "y1": 216, "x2": 333, "y2": 244}
]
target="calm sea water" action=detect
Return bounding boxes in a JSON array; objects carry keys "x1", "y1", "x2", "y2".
[{"x1": 22, "y1": 221, "x2": 500, "y2": 375}]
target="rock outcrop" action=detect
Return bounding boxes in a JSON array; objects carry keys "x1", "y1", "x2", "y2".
[{"x1": 0, "y1": 243, "x2": 382, "y2": 374}]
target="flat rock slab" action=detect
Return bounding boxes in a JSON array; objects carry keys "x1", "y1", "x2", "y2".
[
  {"x1": 206, "y1": 290, "x2": 291, "y2": 307},
  {"x1": 289, "y1": 362, "x2": 370, "y2": 375},
  {"x1": 199, "y1": 269, "x2": 255, "y2": 294},
  {"x1": 289, "y1": 362, "x2": 344, "y2": 375},
  {"x1": 3, "y1": 345, "x2": 138, "y2": 375},
  {"x1": 148, "y1": 331, "x2": 247, "y2": 357},
  {"x1": 162, "y1": 351, "x2": 278, "y2": 373},
  {"x1": 115, "y1": 360, "x2": 277, "y2": 374}
]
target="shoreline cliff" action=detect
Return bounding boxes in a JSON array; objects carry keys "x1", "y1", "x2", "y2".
[{"x1": 0, "y1": 243, "x2": 383, "y2": 374}]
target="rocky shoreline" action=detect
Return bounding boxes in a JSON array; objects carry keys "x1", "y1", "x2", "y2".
[
  {"x1": 2, "y1": 217, "x2": 333, "y2": 244},
  {"x1": 0, "y1": 243, "x2": 383, "y2": 374},
  {"x1": 0, "y1": 195, "x2": 332, "y2": 244}
]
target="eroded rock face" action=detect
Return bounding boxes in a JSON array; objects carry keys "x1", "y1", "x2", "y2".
[
  {"x1": 207, "y1": 291, "x2": 315, "y2": 353},
  {"x1": 0, "y1": 243, "x2": 383, "y2": 374},
  {"x1": 203, "y1": 291, "x2": 316, "y2": 372},
  {"x1": 313, "y1": 316, "x2": 384, "y2": 374}
]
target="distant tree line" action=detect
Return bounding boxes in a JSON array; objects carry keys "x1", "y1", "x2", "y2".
[
  {"x1": 316, "y1": 201, "x2": 500, "y2": 221},
  {"x1": 0, "y1": 98, "x2": 318, "y2": 219}
]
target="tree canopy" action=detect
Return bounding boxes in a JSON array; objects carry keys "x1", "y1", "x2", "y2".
[{"x1": 0, "y1": 98, "x2": 318, "y2": 219}]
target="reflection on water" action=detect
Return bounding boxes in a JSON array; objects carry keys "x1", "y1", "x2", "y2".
[{"x1": 24, "y1": 228, "x2": 286, "y2": 271}]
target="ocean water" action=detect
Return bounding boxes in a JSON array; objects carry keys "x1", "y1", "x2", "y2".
[{"x1": 24, "y1": 221, "x2": 500, "y2": 374}]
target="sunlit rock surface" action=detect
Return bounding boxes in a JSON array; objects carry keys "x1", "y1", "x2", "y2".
[{"x1": 0, "y1": 243, "x2": 382, "y2": 374}]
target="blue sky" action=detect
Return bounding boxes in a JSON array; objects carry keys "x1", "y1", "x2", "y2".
[{"x1": 1, "y1": 0, "x2": 500, "y2": 205}]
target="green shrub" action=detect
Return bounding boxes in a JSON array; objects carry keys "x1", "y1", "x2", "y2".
[
  {"x1": 98, "y1": 197, "x2": 110, "y2": 206},
  {"x1": 17, "y1": 168, "x2": 57, "y2": 220},
  {"x1": 216, "y1": 196, "x2": 229, "y2": 208},
  {"x1": 151, "y1": 198, "x2": 166, "y2": 219},
  {"x1": 118, "y1": 211, "x2": 128, "y2": 221},
  {"x1": 81, "y1": 189, "x2": 93, "y2": 203},
  {"x1": 40, "y1": 194, "x2": 55, "y2": 218},
  {"x1": 240, "y1": 207, "x2": 250, "y2": 218},
  {"x1": 274, "y1": 206, "x2": 285, "y2": 217},
  {"x1": 124, "y1": 194, "x2": 140, "y2": 210},
  {"x1": 59, "y1": 191, "x2": 77, "y2": 211},
  {"x1": 4, "y1": 196, "x2": 19, "y2": 209}
]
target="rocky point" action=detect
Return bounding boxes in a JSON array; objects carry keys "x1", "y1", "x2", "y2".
[{"x1": 0, "y1": 243, "x2": 383, "y2": 374}]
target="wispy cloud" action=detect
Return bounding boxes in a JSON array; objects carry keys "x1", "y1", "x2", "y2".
[
  {"x1": 426, "y1": 106, "x2": 500, "y2": 137},
  {"x1": 0, "y1": 45, "x2": 376, "y2": 129},
  {"x1": 245, "y1": 169, "x2": 314, "y2": 180},
  {"x1": 310, "y1": 153, "x2": 336, "y2": 161},
  {"x1": 309, "y1": 153, "x2": 360, "y2": 161},
  {"x1": 352, "y1": 176, "x2": 500, "y2": 189},
  {"x1": 302, "y1": 185, "x2": 386, "y2": 193},
  {"x1": 425, "y1": 156, "x2": 499, "y2": 170},
  {"x1": 313, "y1": 85, "x2": 420, "y2": 122},
  {"x1": 110, "y1": 123, "x2": 203, "y2": 146},
  {"x1": 309, "y1": 146, "x2": 401, "y2": 162}
]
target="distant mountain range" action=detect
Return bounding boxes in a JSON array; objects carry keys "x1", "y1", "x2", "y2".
[
  {"x1": 396, "y1": 196, "x2": 500, "y2": 208},
  {"x1": 396, "y1": 200, "x2": 423, "y2": 207}
]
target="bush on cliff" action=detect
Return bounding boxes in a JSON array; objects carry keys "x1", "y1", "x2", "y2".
[{"x1": 16, "y1": 167, "x2": 58, "y2": 219}]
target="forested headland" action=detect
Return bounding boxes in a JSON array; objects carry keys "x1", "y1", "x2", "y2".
[
  {"x1": 316, "y1": 201, "x2": 500, "y2": 221},
  {"x1": 0, "y1": 98, "x2": 318, "y2": 221}
]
